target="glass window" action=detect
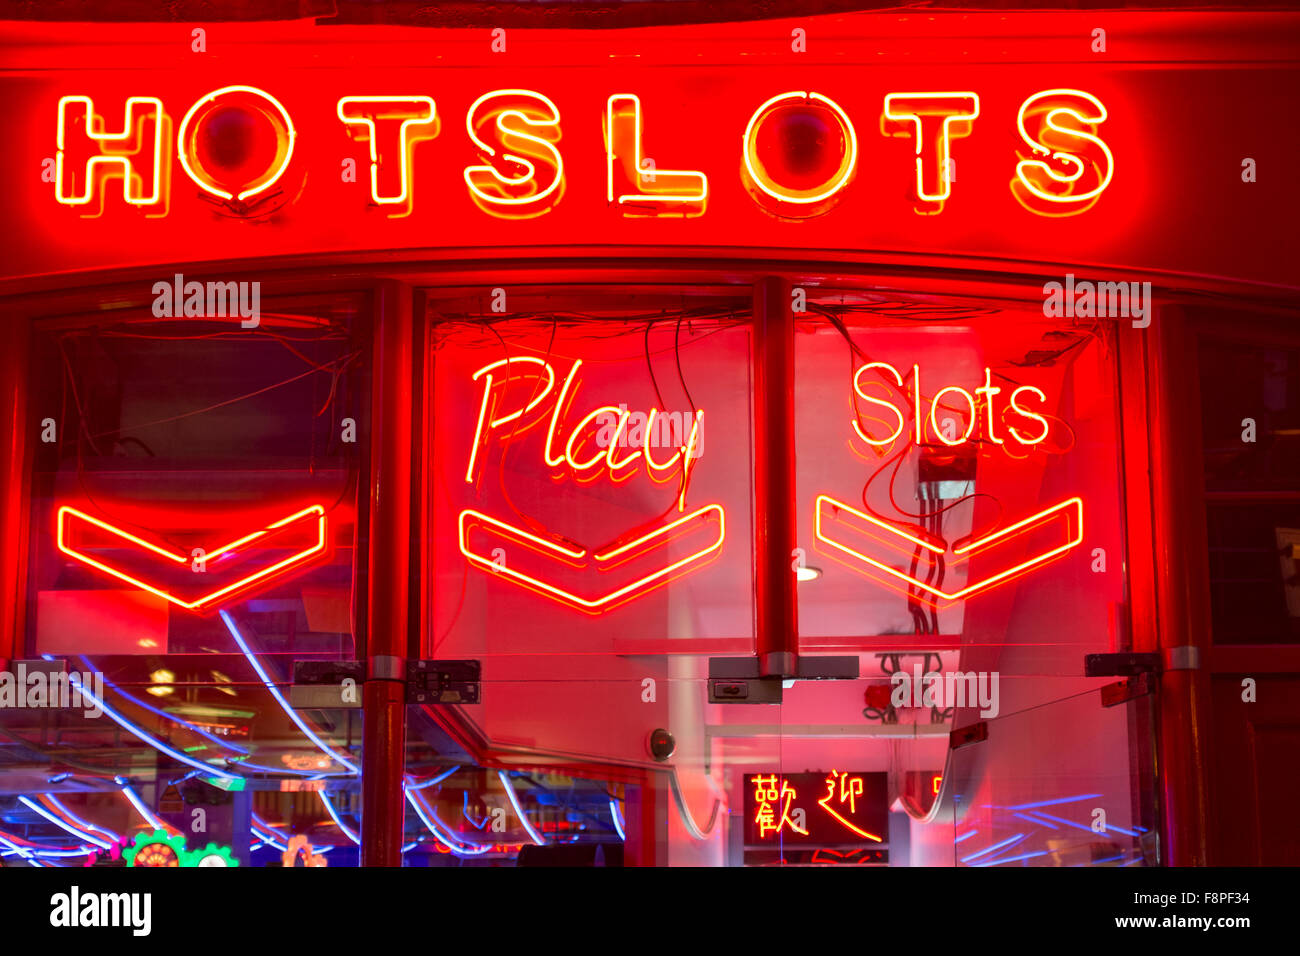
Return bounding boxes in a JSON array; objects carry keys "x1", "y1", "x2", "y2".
[
  {"x1": 1200, "y1": 336, "x2": 1300, "y2": 644},
  {"x1": 6, "y1": 293, "x2": 367, "y2": 866}
]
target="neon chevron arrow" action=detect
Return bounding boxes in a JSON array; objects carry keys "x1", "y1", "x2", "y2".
[
  {"x1": 815, "y1": 494, "x2": 1083, "y2": 602},
  {"x1": 57, "y1": 504, "x2": 327, "y2": 612}
]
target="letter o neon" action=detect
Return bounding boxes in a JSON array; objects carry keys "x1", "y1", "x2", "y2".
[
  {"x1": 177, "y1": 85, "x2": 296, "y2": 202},
  {"x1": 742, "y1": 91, "x2": 858, "y2": 210}
]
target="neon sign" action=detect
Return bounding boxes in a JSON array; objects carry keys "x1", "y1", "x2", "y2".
[
  {"x1": 816, "y1": 494, "x2": 1084, "y2": 606},
  {"x1": 56, "y1": 504, "x2": 328, "y2": 613},
  {"x1": 465, "y1": 89, "x2": 564, "y2": 218},
  {"x1": 751, "y1": 774, "x2": 808, "y2": 839},
  {"x1": 851, "y1": 364, "x2": 1050, "y2": 448},
  {"x1": 1012, "y1": 89, "x2": 1114, "y2": 216},
  {"x1": 817, "y1": 770, "x2": 883, "y2": 842},
  {"x1": 176, "y1": 85, "x2": 296, "y2": 204},
  {"x1": 337, "y1": 95, "x2": 438, "y2": 217},
  {"x1": 458, "y1": 355, "x2": 723, "y2": 613},
  {"x1": 465, "y1": 357, "x2": 704, "y2": 499},
  {"x1": 819, "y1": 358, "x2": 1085, "y2": 604},
  {"x1": 606, "y1": 94, "x2": 707, "y2": 217},
  {"x1": 881, "y1": 92, "x2": 979, "y2": 214},
  {"x1": 55, "y1": 96, "x2": 164, "y2": 208},
  {"x1": 746, "y1": 772, "x2": 887, "y2": 845},
  {"x1": 53, "y1": 88, "x2": 1113, "y2": 218}
]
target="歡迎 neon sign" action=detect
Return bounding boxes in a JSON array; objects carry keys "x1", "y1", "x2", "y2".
[
  {"x1": 746, "y1": 772, "x2": 887, "y2": 845},
  {"x1": 752, "y1": 774, "x2": 808, "y2": 839},
  {"x1": 53, "y1": 88, "x2": 1112, "y2": 219}
]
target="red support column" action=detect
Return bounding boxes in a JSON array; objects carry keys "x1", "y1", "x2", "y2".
[
  {"x1": 0, "y1": 316, "x2": 31, "y2": 666},
  {"x1": 1146, "y1": 307, "x2": 1212, "y2": 866},
  {"x1": 361, "y1": 282, "x2": 416, "y2": 866},
  {"x1": 752, "y1": 277, "x2": 799, "y2": 679}
]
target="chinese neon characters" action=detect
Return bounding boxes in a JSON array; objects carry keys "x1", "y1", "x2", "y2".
[
  {"x1": 753, "y1": 774, "x2": 808, "y2": 839},
  {"x1": 751, "y1": 771, "x2": 884, "y2": 842}
]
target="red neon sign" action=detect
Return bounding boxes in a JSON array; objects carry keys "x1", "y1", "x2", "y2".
[
  {"x1": 458, "y1": 354, "x2": 723, "y2": 613},
  {"x1": 337, "y1": 95, "x2": 438, "y2": 217},
  {"x1": 881, "y1": 92, "x2": 979, "y2": 214},
  {"x1": 176, "y1": 86, "x2": 296, "y2": 204},
  {"x1": 56, "y1": 504, "x2": 328, "y2": 613},
  {"x1": 852, "y1": 364, "x2": 1050, "y2": 449},
  {"x1": 55, "y1": 96, "x2": 164, "y2": 209},
  {"x1": 746, "y1": 772, "x2": 887, "y2": 845},
  {"x1": 53, "y1": 88, "x2": 1113, "y2": 219},
  {"x1": 465, "y1": 89, "x2": 564, "y2": 218},
  {"x1": 1012, "y1": 89, "x2": 1114, "y2": 216},
  {"x1": 815, "y1": 494, "x2": 1084, "y2": 605},
  {"x1": 459, "y1": 504, "x2": 724, "y2": 613},
  {"x1": 752, "y1": 774, "x2": 808, "y2": 839},
  {"x1": 817, "y1": 770, "x2": 883, "y2": 842}
]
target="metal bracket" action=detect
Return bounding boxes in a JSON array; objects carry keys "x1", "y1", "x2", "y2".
[
  {"x1": 1100, "y1": 671, "x2": 1157, "y2": 708},
  {"x1": 709, "y1": 677, "x2": 784, "y2": 704},
  {"x1": 949, "y1": 721, "x2": 988, "y2": 750},
  {"x1": 1083, "y1": 652, "x2": 1161, "y2": 677},
  {"x1": 707, "y1": 655, "x2": 857, "y2": 704},
  {"x1": 407, "y1": 659, "x2": 481, "y2": 705},
  {"x1": 288, "y1": 660, "x2": 365, "y2": 710}
]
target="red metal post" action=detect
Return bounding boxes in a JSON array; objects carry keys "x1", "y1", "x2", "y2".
[
  {"x1": 1145, "y1": 307, "x2": 1212, "y2": 866},
  {"x1": 361, "y1": 282, "x2": 416, "y2": 866},
  {"x1": 752, "y1": 277, "x2": 799, "y2": 679},
  {"x1": 0, "y1": 315, "x2": 30, "y2": 666}
]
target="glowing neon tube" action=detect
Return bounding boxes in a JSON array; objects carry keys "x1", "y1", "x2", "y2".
[
  {"x1": 64, "y1": 671, "x2": 238, "y2": 780},
  {"x1": 498, "y1": 770, "x2": 547, "y2": 846},
  {"x1": 609, "y1": 799, "x2": 626, "y2": 841},
  {"x1": 43, "y1": 795, "x2": 120, "y2": 844},
  {"x1": 404, "y1": 766, "x2": 459, "y2": 790},
  {"x1": 0, "y1": 832, "x2": 44, "y2": 866},
  {"x1": 318, "y1": 791, "x2": 360, "y2": 845},
  {"x1": 79, "y1": 655, "x2": 250, "y2": 756},
  {"x1": 17, "y1": 797, "x2": 112, "y2": 850},
  {"x1": 115, "y1": 777, "x2": 167, "y2": 831},
  {"x1": 404, "y1": 788, "x2": 492, "y2": 857},
  {"x1": 220, "y1": 610, "x2": 359, "y2": 774},
  {"x1": 960, "y1": 833, "x2": 1025, "y2": 864}
]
